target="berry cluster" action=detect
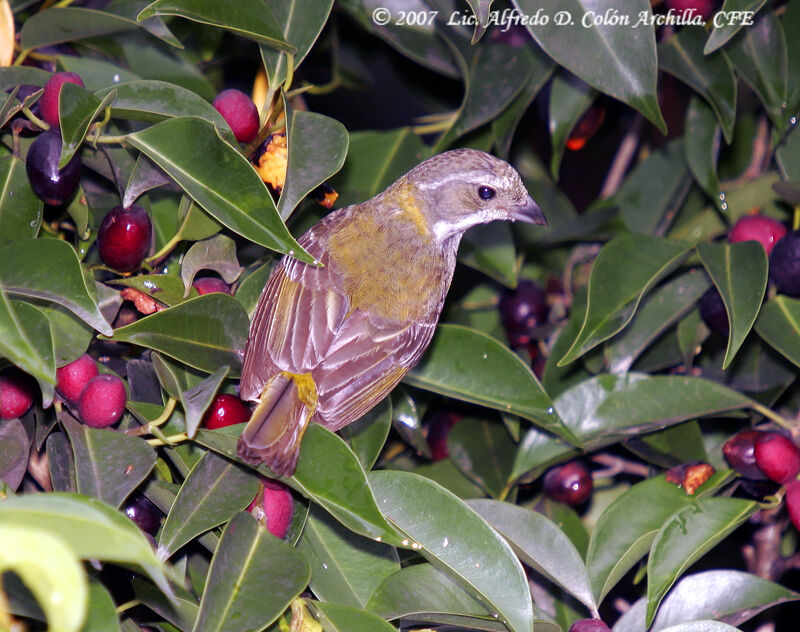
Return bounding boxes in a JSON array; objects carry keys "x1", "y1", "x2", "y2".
[{"x1": 56, "y1": 354, "x2": 126, "y2": 428}]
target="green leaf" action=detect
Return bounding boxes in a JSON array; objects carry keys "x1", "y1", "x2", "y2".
[
  {"x1": 685, "y1": 96, "x2": 723, "y2": 206},
  {"x1": 464, "y1": 0, "x2": 494, "y2": 43},
  {"x1": 0, "y1": 239, "x2": 111, "y2": 336},
  {"x1": 339, "y1": 396, "x2": 392, "y2": 471},
  {"x1": 405, "y1": 324, "x2": 578, "y2": 445},
  {"x1": 614, "y1": 570, "x2": 800, "y2": 632},
  {"x1": 755, "y1": 295, "x2": 800, "y2": 368},
  {"x1": 37, "y1": 303, "x2": 93, "y2": 367},
  {"x1": 697, "y1": 241, "x2": 768, "y2": 369},
  {"x1": 59, "y1": 56, "x2": 141, "y2": 92},
  {"x1": 132, "y1": 578, "x2": 199, "y2": 632},
  {"x1": 548, "y1": 73, "x2": 595, "y2": 179},
  {"x1": 47, "y1": 432, "x2": 77, "y2": 493},
  {"x1": 369, "y1": 470, "x2": 534, "y2": 632},
  {"x1": 448, "y1": 417, "x2": 516, "y2": 498},
  {"x1": 62, "y1": 414, "x2": 156, "y2": 509},
  {"x1": 468, "y1": 499, "x2": 597, "y2": 615},
  {"x1": 278, "y1": 99, "x2": 348, "y2": 219},
  {"x1": 82, "y1": 577, "x2": 120, "y2": 632},
  {"x1": 558, "y1": 235, "x2": 693, "y2": 366},
  {"x1": 192, "y1": 512, "x2": 310, "y2": 632},
  {"x1": 646, "y1": 497, "x2": 759, "y2": 625},
  {"x1": 109, "y1": 274, "x2": 194, "y2": 308},
  {"x1": 180, "y1": 234, "x2": 242, "y2": 294},
  {"x1": 309, "y1": 601, "x2": 398, "y2": 632},
  {"x1": 297, "y1": 504, "x2": 399, "y2": 609},
  {"x1": 704, "y1": 0, "x2": 770, "y2": 53},
  {"x1": 139, "y1": 0, "x2": 293, "y2": 51},
  {"x1": 260, "y1": 0, "x2": 334, "y2": 88},
  {"x1": 0, "y1": 492, "x2": 173, "y2": 599},
  {"x1": 515, "y1": 0, "x2": 665, "y2": 131},
  {"x1": 0, "y1": 524, "x2": 88, "y2": 632},
  {"x1": 19, "y1": 6, "x2": 151, "y2": 48},
  {"x1": 104, "y1": 293, "x2": 249, "y2": 375},
  {"x1": 125, "y1": 117, "x2": 313, "y2": 262},
  {"x1": 0, "y1": 418, "x2": 30, "y2": 490},
  {"x1": 605, "y1": 269, "x2": 710, "y2": 374},
  {"x1": 58, "y1": 82, "x2": 116, "y2": 168},
  {"x1": 158, "y1": 451, "x2": 260, "y2": 559},
  {"x1": 659, "y1": 26, "x2": 737, "y2": 143},
  {"x1": 459, "y1": 222, "x2": 518, "y2": 288},
  {"x1": 0, "y1": 155, "x2": 42, "y2": 244},
  {"x1": 0, "y1": 66, "x2": 51, "y2": 90},
  {"x1": 194, "y1": 423, "x2": 400, "y2": 543}
]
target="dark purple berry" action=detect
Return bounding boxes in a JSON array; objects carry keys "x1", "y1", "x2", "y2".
[
  {"x1": 97, "y1": 205, "x2": 152, "y2": 272},
  {"x1": 124, "y1": 493, "x2": 162, "y2": 535},
  {"x1": 25, "y1": 130, "x2": 81, "y2": 205},
  {"x1": 769, "y1": 229, "x2": 800, "y2": 297},
  {"x1": 426, "y1": 411, "x2": 461, "y2": 461},
  {"x1": 543, "y1": 460, "x2": 593, "y2": 505},
  {"x1": 699, "y1": 286, "x2": 728, "y2": 336},
  {"x1": 723, "y1": 429, "x2": 769, "y2": 480},
  {"x1": 40, "y1": 71, "x2": 85, "y2": 128},
  {"x1": 212, "y1": 89, "x2": 259, "y2": 143},
  {"x1": 78, "y1": 374, "x2": 127, "y2": 428},
  {"x1": 499, "y1": 279, "x2": 548, "y2": 347}
]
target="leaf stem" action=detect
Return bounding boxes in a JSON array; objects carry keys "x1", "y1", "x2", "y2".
[
  {"x1": 115, "y1": 599, "x2": 141, "y2": 614},
  {"x1": 752, "y1": 402, "x2": 798, "y2": 435},
  {"x1": 793, "y1": 204, "x2": 800, "y2": 231},
  {"x1": 146, "y1": 432, "x2": 188, "y2": 447},
  {"x1": 146, "y1": 232, "x2": 182, "y2": 264},
  {"x1": 22, "y1": 106, "x2": 49, "y2": 130},
  {"x1": 126, "y1": 397, "x2": 177, "y2": 436}
]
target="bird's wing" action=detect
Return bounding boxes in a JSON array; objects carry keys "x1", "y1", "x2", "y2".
[{"x1": 239, "y1": 228, "x2": 348, "y2": 402}]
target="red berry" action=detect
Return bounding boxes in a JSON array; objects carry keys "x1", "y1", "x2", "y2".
[
  {"x1": 193, "y1": 276, "x2": 231, "y2": 295},
  {"x1": 0, "y1": 369, "x2": 35, "y2": 420},
  {"x1": 568, "y1": 620, "x2": 612, "y2": 632},
  {"x1": 769, "y1": 229, "x2": 800, "y2": 297},
  {"x1": 124, "y1": 493, "x2": 163, "y2": 536},
  {"x1": 543, "y1": 460, "x2": 593, "y2": 505},
  {"x1": 77, "y1": 374, "x2": 127, "y2": 428},
  {"x1": 729, "y1": 215, "x2": 787, "y2": 255},
  {"x1": 56, "y1": 354, "x2": 98, "y2": 405},
  {"x1": 212, "y1": 89, "x2": 259, "y2": 143},
  {"x1": 247, "y1": 478, "x2": 293, "y2": 538},
  {"x1": 426, "y1": 411, "x2": 461, "y2": 461},
  {"x1": 97, "y1": 205, "x2": 152, "y2": 272},
  {"x1": 499, "y1": 279, "x2": 548, "y2": 347},
  {"x1": 202, "y1": 393, "x2": 250, "y2": 429},
  {"x1": 723, "y1": 429, "x2": 769, "y2": 481},
  {"x1": 786, "y1": 479, "x2": 800, "y2": 532},
  {"x1": 40, "y1": 71, "x2": 85, "y2": 128},
  {"x1": 26, "y1": 130, "x2": 82, "y2": 205},
  {"x1": 665, "y1": 0, "x2": 716, "y2": 21},
  {"x1": 754, "y1": 432, "x2": 800, "y2": 485}
]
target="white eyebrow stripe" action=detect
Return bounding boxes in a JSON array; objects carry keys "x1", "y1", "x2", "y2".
[{"x1": 415, "y1": 170, "x2": 507, "y2": 190}]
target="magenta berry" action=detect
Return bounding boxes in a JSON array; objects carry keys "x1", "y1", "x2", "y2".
[
  {"x1": 665, "y1": 0, "x2": 716, "y2": 20},
  {"x1": 723, "y1": 429, "x2": 769, "y2": 481},
  {"x1": 247, "y1": 478, "x2": 293, "y2": 538},
  {"x1": 56, "y1": 354, "x2": 98, "y2": 405},
  {"x1": 729, "y1": 215, "x2": 787, "y2": 255},
  {"x1": 97, "y1": 205, "x2": 152, "y2": 272},
  {"x1": 193, "y1": 276, "x2": 231, "y2": 295},
  {"x1": 0, "y1": 369, "x2": 35, "y2": 420},
  {"x1": 40, "y1": 71, "x2": 85, "y2": 128},
  {"x1": 26, "y1": 130, "x2": 81, "y2": 205},
  {"x1": 124, "y1": 493, "x2": 163, "y2": 536},
  {"x1": 786, "y1": 479, "x2": 800, "y2": 533},
  {"x1": 498, "y1": 279, "x2": 548, "y2": 347},
  {"x1": 754, "y1": 432, "x2": 800, "y2": 485},
  {"x1": 212, "y1": 89, "x2": 259, "y2": 143},
  {"x1": 543, "y1": 460, "x2": 593, "y2": 505},
  {"x1": 202, "y1": 394, "x2": 250, "y2": 429},
  {"x1": 568, "y1": 619, "x2": 612, "y2": 632},
  {"x1": 426, "y1": 411, "x2": 461, "y2": 461},
  {"x1": 769, "y1": 229, "x2": 800, "y2": 297},
  {"x1": 77, "y1": 374, "x2": 127, "y2": 428}
]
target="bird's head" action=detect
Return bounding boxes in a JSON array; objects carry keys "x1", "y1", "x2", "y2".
[{"x1": 399, "y1": 148, "x2": 546, "y2": 243}]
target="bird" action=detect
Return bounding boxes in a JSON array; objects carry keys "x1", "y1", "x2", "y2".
[{"x1": 237, "y1": 148, "x2": 546, "y2": 476}]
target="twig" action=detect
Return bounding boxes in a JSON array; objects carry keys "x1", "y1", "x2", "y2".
[
  {"x1": 591, "y1": 452, "x2": 651, "y2": 478},
  {"x1": 599, "y1": 117, "x2": 644, "y2": 199}
]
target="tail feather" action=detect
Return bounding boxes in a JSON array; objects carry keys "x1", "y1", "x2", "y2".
[{"x1": 237, "y1": 374, "x2": 312, "y2": 476}]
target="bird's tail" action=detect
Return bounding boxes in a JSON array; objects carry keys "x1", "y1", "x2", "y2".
[{"x1": 237, "y1": 372, "x2": 317, "y2": 477}]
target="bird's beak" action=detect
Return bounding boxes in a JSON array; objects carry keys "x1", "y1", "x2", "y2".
[{"x1": 509, "y1": 195, "x2": 547, "y2": 226}]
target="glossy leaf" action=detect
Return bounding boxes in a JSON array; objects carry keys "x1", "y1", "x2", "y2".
[
  {"x1": 310, "y1": 601, "x2": 398, "y2": 632},
  {"x1": 20, "y1": 6, "x2": 151, "y2": 48},
  {"x1": 697, "y1": 241, "x2": 768, "y2": 369},
  {"x1": 339, "y1": 396, "x2": 392, "y2": 471},
  {"x1": 82, "y1": 577, "x2": 120, "y2": 632},
  {"x1": 180, "y1": 234, "x2": 242, "y2": 294},
  {"x1": 139, "y1": 0, "x2": 293, "y2": 51},
  {"x1": 448, "y1": 416, "x2": 516, "y2": 498},
  {"x1": 192, "y1": 512, "x2": 310, "y2": 632},
  {"x1": 605, "y1": 269, "x2": 710, "y2": 374},
  {"x1": 515, "y1": 0, "x2": 665, "y2": 131},
  {"x1": 465, "y1": 0, "x2": 494, "y2": 43},
  {"x1": 684, "y1": 96, "x2": 722, "y2": 205},
  {"x1": 369, "y1": 470, "x2": 534, "y2": 632},
  {"x1": 0, "y1": 418, "x2": 29, "y2": 490},
  {"x1": 0, "y1": 524, "x2": 87, "y2": 632},
  {"x1": 0, "y1": 155, "x2": 42, "y2": 244},
  {"x1": 614, "y1": 570, "x2": 800, "y2": 632},
  {"x1": 755, "y1": 295, "x2": 800, "y2": 368},
  {"x1": 0, "y1": 239, "x2": 111, "y2": 335},
  {"x1": 58, "y1": 82, "x2": 116, "y2": 168},
  {"x1": 125, "y1": 117, "x2": 313, "y2": 262},
  {"x1": 559, "y1": 235, "x2": 692, "y2": 366},
  {"x1": 38, "y1": 302, "x2": 93, "y2": 367},
  {"x1": 659, "y1": 27, "x2": 737, "y2": 143},
  {"x1": 405, "y1": 324, "x2": 578, "y2": 445},
  {"x1": 646, "y1": 497, "x2": 759, "y2": 625},
  {"x1": 297, "y1": 503, "x2": 399, "y2": 609},
  {"x1": 704, "y1": 0, "x2": 770, "y2": 53},
  {"x1": 132, "y1": 578, "x2": 199, "y2": 632},
  {"x1": 548, "y1": 73, "x2": 595, "y2": 178},
  {"x1": 47, "y1": 432, "x2": 77, "y2": 493},
  {"x1": 110, "y1": 274, "x2": 194, "y2": 308},
  {"x1": 158, "y1": 451, "x2": 260, "y2": 559},
  {"x1": 459, "y1": 222, "x2": 518, "y2": 288},
  {"x1": 0, "y1": 66, "x2": 51, "y2": 89},
  {"x1": 104, "y1": 293, "x2": 249, "y2": 375},
  {"x1": 468, "y1": 499, "x2": 597, "y2": 615}
]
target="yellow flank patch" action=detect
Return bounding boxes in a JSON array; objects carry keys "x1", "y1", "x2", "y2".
[
  {"x1": 391, "y1": 183, "x2": 429, "y2": 239},
  {"x1": 282, "y1": 371, "x2": 319, "y2": 415}
]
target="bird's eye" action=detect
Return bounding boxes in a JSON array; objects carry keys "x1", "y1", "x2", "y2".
[{"x1": 478, "y1": 186, "x2": 496, "y2": 200}]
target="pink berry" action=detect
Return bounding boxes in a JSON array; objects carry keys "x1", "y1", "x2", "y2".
[
  {"x1": 56, "y1": 354, "x2": 98, "y2": 404},
  {"x1": 729, "y1": 215, "x2": 787, "y2": 255},
  {"x1": 568, "y1": 620, "x2": 612, "y2": 632},
  {"x1": 247, "y1": 478, "x2": 294, "y2": 538},
  {"x1": 665, "y1": 0, "x2": 716, "y2": 21},
  {"x1": 202, "y1": 394, "x2": 250, "y2": 429},
  {"x1": 754, "y1": 432, "x2": 800, "y2": 485},
  {"x1": 786, "y1": 479, "x2": 800, "y2": 532},
  {"x1": 77, "y1": 374, "x2": 127, "y2": 428},
  {"x1": 97, "y1": 205, "x2": 152, "y2": 272},
  {"x1": 0, "y1": 369, "x2": 35, "y2": 420},
  {"x1": 193, "y1": 276, "x2": 231, "y2": 295},
  {"x1": 40, "y1": 71, "x2": 85, "y2": 128},
  {"x1": 212, "y1": 89, "x2": 259, "y2": 143}
]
